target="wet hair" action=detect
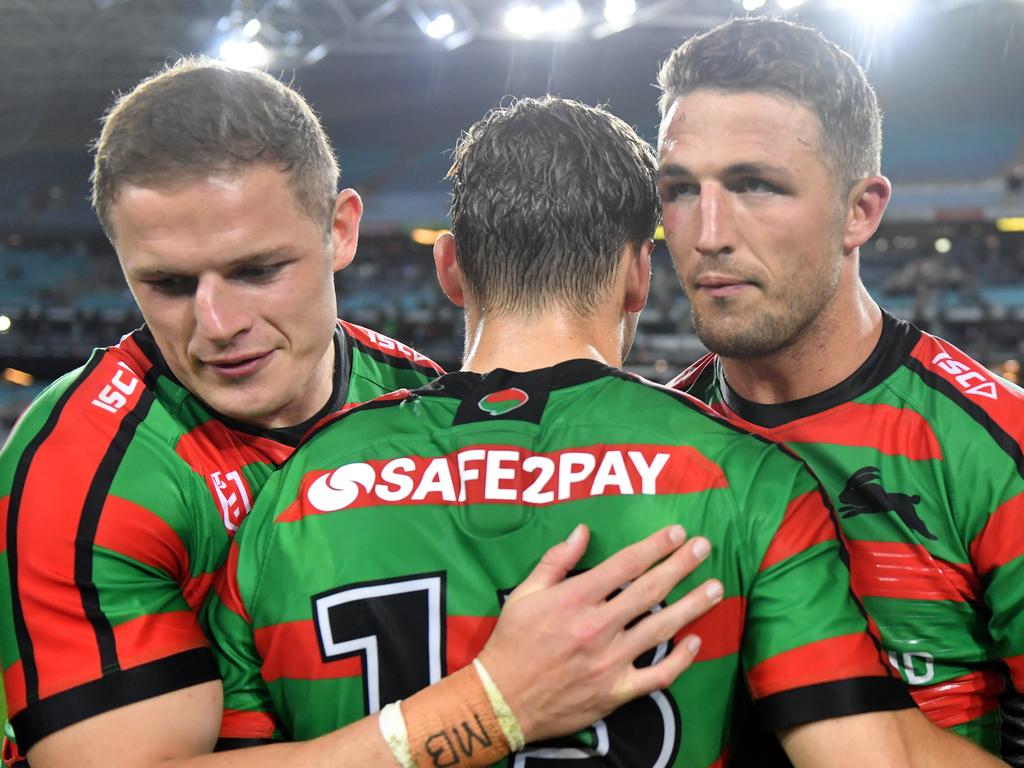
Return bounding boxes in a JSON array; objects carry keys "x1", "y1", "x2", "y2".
[{"x1": 447, "y1": 96, "x2": 659, "y2": 316}]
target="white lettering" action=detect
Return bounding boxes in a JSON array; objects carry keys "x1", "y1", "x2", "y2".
[
  {"x1": 558, "y1": 452, "x2": 597, "y2": 500},
  {"x1": 629, "y1": 451, "x2": 670, "y2": 494},
  {"x1": 591, "y1": 451, "x2": 634, "y2": 495},
  {"x1": 411, "y1": 457, "x2": 457, "y2": 501},
  {"x1": 932, "y1": 351, "x2": 998, "y2": 400},
  {"x1": 485, "y1": 450, "x2": 520, "y2": 501},
  {"x1": 522, "y1": 456, "x2": 555, "y2": 504},
  {"x1": 377, "y1": 457, "x2": 415, "y2": 501},
  {"x1": 457, "y1": 449, "x2": 486, "y2": 502}
]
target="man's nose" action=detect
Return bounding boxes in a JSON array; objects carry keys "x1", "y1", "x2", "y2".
[
  {"x1": 695, "y1": 184, "x2": 736, "y2": 258},
  {"x1": 194, "y1": 276, "x2": 251, "y2": 344}
]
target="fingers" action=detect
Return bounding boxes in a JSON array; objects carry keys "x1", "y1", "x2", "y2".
[
  {"x1": 605, "y1": 534, "x2": 713, "y2": 627},
  {"x1": 573, "y1": 524, "x2": 690, "y2": 602},
  {"x1": 619, "y1": 576, "x2": 723, "y2": 664},
  {"x1": 508, "y1": 524, "x2": 591, "y2": 604},
  {"x1": 627, "y1": 631, "x2": 705, "y2": 699}
]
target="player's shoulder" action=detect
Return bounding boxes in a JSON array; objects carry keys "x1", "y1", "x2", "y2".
[
  {"x1": 893, "y1": 326, "x2": 1024, "y2": 435},
  {"x1": 339, "y1": 320, "x2": 444, "y2": 377}
]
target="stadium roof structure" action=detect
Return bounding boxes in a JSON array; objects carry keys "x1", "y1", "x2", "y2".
[{"x1": 0, "y1": 0, "x2": 1022, "y2": 228}]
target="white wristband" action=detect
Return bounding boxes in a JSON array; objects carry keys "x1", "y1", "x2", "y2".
[
  {"x1": 378, "y1": 700, "x2": 416, "y2": 768},
  {"x1": 473, "y1": 657, "x2": 526, "y2": 752}
]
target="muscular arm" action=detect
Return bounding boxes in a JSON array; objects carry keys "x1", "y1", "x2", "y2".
[
  {"x1": 781, "y1": 707, "x2": 1007, "y2": 768},
  {"x1": 27, "y1": 524, "x2": 721, "y2": 768}
]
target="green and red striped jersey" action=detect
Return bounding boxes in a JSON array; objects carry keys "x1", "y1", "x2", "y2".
[
  {"x1": 0, "y1": 320, "x2": 441, "y2": 754},
  {"x1": 206, "y1": 359, "x2": 911, "y2": 768},
  {"x1": 673, "y1": 311, "x2": 1024, "y2": 757}
]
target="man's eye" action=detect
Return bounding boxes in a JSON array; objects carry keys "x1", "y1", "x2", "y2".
[
  {"x1": 146, "y1": 277, "x2": 196, "y2": 296},
  {"x1": 736, "y1": 177, "x2": 779, "y2": 194},
  {"x1": 661, "y1": 182, "x2": 699, "y2": 201},
  {"x1": 233, "y1": 264, "x2": 285, "y2": 283}
]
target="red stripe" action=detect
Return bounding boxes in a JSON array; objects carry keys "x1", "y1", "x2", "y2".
[
  {"x1": 667, "y1": 354, "x2": 715, "y2": 391},
  {"x1": 215, "y1": 541, "x2": 250, "y2": 622},
  {"x1": 112, "y1": 610, "x2": 208, "y2": 670},
  {"x1": 909, "y1": 335, "x2": 1024, "y2": 440},
  {"x1": 115, "y1": 335, "x2": 156, "y2": 378},
  {"x1": 256, "y1": 620, "x2": 362, "y2": 682},
  {"x1": 183, "y1": 571, "x2": 217, "y2": 613},
  {"x1": 175, "y1": 420, "x2": 293, "y2": 476},
  {"x1": 845, "y1": 539, "x2": 980, "y2": 603},
  {"x1": 94, "y1": 496, "x2": 188, "y2": 582},
  {"x1": 2, "y1": 660, "x2": 26, "y2": 717},
  {"x1": 970, "y1": 492, "x2": 1024, "y2": 575},
  {"x1": 759, "y1": 491, "x2": 836, "y2": 572},
  {"x1": 220, "y1": 708, "x2": 278, "y2": 739},
  {"x1": 340, "y1": 320, "x2": 444, "y2": 374},
  {"x1": 765, "y1": 403, "x2": 943, "y2": 461},
  {"x1": 0, "y1": 496, "x2": 7, "y2": 553},
  {"x1": 447, "y1": 615, "x2": 497, "y2": 673},
  {"x1": 675, "y1": 597, "x2": 745, "y2": 663},
  {"x1": 279, "y1": 443, "x2": 727, "y2": 522},
  {"x1": 909, "y1": 668, "x2": 1004, "y2": 729},
  {"x1": 747, "y1": 632, "x2": 889, "y2": 699},
  {"x1": 15, "y1": 354, "x2": 147, "y2": 699},
  {"x1": 1007, "y1": 655, "x2": 1024, "y2": 689}
]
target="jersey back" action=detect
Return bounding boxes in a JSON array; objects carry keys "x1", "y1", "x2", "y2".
[{"x1": 208, "y1": 360, "x2": 909, "y2": 768}]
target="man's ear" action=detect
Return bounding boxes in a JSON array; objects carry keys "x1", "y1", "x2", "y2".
[
  {"x1": 433, "y1": 232, "x2": 466, "y2": 307},
  {"x1": 624, "y1": 238, "x2": 654, "y2": 314},
  {"x1": 843, "y1": 175, "x2": 891, "y2": 252},
  {"x1": 329, "y1": 188, "x2": 363, "y2": 272}
]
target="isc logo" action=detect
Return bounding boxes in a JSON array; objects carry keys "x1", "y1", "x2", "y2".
[
  {"x1": 931, "y1": 352, "x2": 997, "y2": 400},
  {"x1": 91, "y1": 362, "x2": 140, "y2": 413}
]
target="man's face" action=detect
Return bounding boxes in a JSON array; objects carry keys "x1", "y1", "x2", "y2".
[
  {"x1": 110, "y1": 164, "x2": 354, "y2": 429},
  {"x1": 658, "y1": 90, "x2": 847, "y2": 359}
]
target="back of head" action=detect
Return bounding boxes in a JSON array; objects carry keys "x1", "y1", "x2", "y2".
[
  {"x1": 447, "y1": 96, "x2": 658, "y2": 317},
  {"x1": 91, "y1": 57, "x2": 338, "y2": 238},
  {"x1": 657, "y1": 17, "x2": 881, "y2": 193}
]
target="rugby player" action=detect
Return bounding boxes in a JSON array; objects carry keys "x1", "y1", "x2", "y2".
[
  {"x1": 204, "y1": 96, "x2": 1003, "y2": 766},
  {"x1": 657, "y1": 16, "x2": 1024, "y2": 765},
  {"x1": 0, "y1": 60, "x2": 716, "y2": 767}
]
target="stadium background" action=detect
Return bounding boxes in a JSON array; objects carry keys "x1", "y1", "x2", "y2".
[{"x1": 0, "y1": 0, "x2": 1022, "y2": 738}]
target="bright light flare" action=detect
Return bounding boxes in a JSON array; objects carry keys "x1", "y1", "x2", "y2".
[
  {"x1": 505, "y1": 5, "x2": 544, "y2": 36},
  {"x1": 0, "y1": 315, "x2": 10, "y2": 333},
  {"x1": 604, "y1": 0, "x2": 636, "y2": 27},
  {"x1": 2, "y1": 368, "x2": 32, "y2": 386},
  {"x1": 934, "y1": 238, "x2": 952, "y2": 254},
  {"x1": 425, "y1": 13, "x2": 455, "y2": 39},
  {"x1": 242, "y1": 18, "x2": 262, "y2": 38},
  {"x1": 742, "y1": 0, "x2": 766, "y2": 10},
  {"x1": 834, "y1": 0, "x2": 915, "y2": 24},
  {"x1": 777, "y1": 0, "x2": 805, "y2": 9},
  {"x1": 218, "y1": 38, "x2": 270, "y2": 68},
  {"x1": 547, "y1": 2, "x2": 582, "y2": 32}
]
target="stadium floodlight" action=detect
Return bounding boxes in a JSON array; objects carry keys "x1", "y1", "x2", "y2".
[
  {"x1": 777, "y1": 0, "x2": 805, "y2": 9},
  {"x1": 425, "y1": 13, "x2": 456, "y2": 39},
  {"x1": 0, "y1": 315, "x2": 10, "y2": 334},
  {"x1": 219, "y1": 38, "x2": 270, "y2": 68},
  {"x1": 242, "y1": 18, "x2": 262, "y2": 38},
  {"x1": 505, "y1": 4, "x2": 545, "y2": 36},
  {"x1": 547, "y1": 1, "x2": 583, "y2": 32},
  {"x1": 934, "y1": 237, "x2": 952, "y2": 254},
  {"x1": 604, "y1": 0, "x2": 636, "y2": 28},
  {"x1": 833, "y1": 0, "x2": 914, "y2": 24},
  {"x1": 303, "y1": 43, "x2": 329, "y2": 65},
  {"x1": 742, "y1": 0, "x2": 767, "y2": 10}
]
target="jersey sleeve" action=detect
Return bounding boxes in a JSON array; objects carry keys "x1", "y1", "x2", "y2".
[
  {"x1": 738, "y1": 450, "x2": 913, "y2": 731},
  {"x1": 0, "y1": 357, "x2": 219, "y2": 753},
  {"x1": 203, "y1": 482, "x2": 284, "y2": 746}
]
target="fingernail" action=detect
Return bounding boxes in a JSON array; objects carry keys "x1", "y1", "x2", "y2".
[
  {"x1": 705, "y1": 580, "x2": 724, "y2": 601},
  {"x1": 687, "y1": 635, "x2": 702, "y2": 654},
  {"x1": 691, "y1": 537, "x2": 710, "y2": 560},
  {"x1": 567, "y1": 524, "x2": 584, "y2": 544},
  {"x1": 668, "y1": 525, "x2": 685, "y2": 543}
]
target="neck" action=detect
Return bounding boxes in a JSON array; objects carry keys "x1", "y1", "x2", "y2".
[
  {"x1": 461, "y1": 305, "x2": 628, "y2": 373},
  {"x1": 720, "y1": 279, "x2": 883, "y2": 404}
]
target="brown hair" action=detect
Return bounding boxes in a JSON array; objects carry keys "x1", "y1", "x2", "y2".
[
  {"x1": 657, "y1": 17, "x2": 882, "y2": 192},
  {"x1": 91, "y1": 56, "x2": 338, "y2": 238}
]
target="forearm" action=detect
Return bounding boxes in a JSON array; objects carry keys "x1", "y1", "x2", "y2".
[{"x1": 896, "y1": 709, "x2": 1007, "y2": 768}]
